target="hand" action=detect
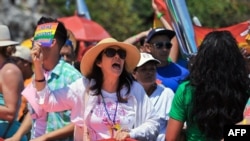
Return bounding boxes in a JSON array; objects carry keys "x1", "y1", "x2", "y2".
[
  {"x1": 31, "y1": 41, "x2": 43, "y2": 69},
  {"x1": 31, "y1": 41, "x2": 43, "y2": 62},
  {"x1": 152, "y1": 0, "x2": 161, "y2": 15},
  {"x1": 115, "y1": 129, "x2": 130, "y2": 141},
  {"x1": 240, "y1": 47, "x2": 250, "y2": 59},
  {"x1": 152, "y1": 0, "x2": 158, "y2": 12}
]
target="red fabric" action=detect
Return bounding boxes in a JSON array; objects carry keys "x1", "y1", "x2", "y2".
[
  {"x1": 76, "y1": 41, "x2": 86, "y2": 62},
  {"x1": 194, "y1": 21, "x2": 249, "y2": 47},
  {"x1": 58, "y1": 14, "x2": 110, "y2": 41},
  {"x1": 58, "y1": 14, "x2": 110, "y2": 62}
]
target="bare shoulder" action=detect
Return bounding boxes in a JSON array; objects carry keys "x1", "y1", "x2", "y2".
[
  {"x1": 0, "y1": 63, "x2": 22, "y2": 80},
  {"x1": 1, "y1": 63, "x2": 21, "y2": 74}
]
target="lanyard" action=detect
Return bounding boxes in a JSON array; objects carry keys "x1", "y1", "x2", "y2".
[
  {"x1": 101, "y1": 94, "x2": 119, "y2": 137},
  {"x1": 101, "y1": 94, "x2": 118, "y2": 125}
]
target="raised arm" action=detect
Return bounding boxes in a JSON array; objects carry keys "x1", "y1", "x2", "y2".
[
  {"x1": 124, "y1": 29, "x2": 151, "y2": 46},
  {"x1": 30, "y1": 41, "x2": 76, "y2": 111},
  {"x1": 152, "y1": 0, "x2": 179, "y2": 62},
  {"x1": 31, "y1": 41, "x2": 45, "y2": 91}
]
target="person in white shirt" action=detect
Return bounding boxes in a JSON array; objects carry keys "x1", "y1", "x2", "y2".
[
  {"x1": 132, "y1": 52, "x2": 174, "y2": 141},
  {"x1": 32, "y1": 37, "x2": 160, "y2": 141}
]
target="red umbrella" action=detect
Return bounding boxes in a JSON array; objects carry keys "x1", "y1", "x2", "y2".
[{"x1": 58, "y1": 14, "x2": 110, "y2": 41}]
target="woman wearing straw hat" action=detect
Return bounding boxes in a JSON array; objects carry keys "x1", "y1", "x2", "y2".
[
  {"x1": 32, "y1": 38, "x2": 160, "y2": 141},
  {"x1": 0, "y1": 25, "x2": 27, "y2": 141}
]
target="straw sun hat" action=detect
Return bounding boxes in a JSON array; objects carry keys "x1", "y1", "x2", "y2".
[{"x1": 80, "y1": 38, "x2": 140, "y2": 76}]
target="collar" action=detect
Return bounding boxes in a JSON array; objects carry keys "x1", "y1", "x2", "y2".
[{"x1": 45, "y1": 59, "x2": 66, "y2": 80}]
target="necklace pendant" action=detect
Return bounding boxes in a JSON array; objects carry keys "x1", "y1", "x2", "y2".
[{"x1": 112, "y1": 123, "x2": 121, "y2": 131}]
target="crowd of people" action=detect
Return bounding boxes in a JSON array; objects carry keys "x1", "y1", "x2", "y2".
[{"x1": 0, "y1": 1, "x2": 250, "y2": 141}]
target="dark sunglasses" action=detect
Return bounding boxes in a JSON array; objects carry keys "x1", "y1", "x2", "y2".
[
  {"x1": 151, "y1": 41, "x2": 172, "y2": 50},
  {"x1": 103, "y1": 48, "x2": 126, "y2": 59}
]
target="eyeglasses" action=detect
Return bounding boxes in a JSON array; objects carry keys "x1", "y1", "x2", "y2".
[
  {"x1": 151, "y1": 41, "x2": 172, "y2": 50},
  {"x1": 103, "y1": 48, "x2": 126, "y2": 59}
]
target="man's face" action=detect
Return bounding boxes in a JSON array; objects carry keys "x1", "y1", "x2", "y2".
[
  {"x1": 133, "y1": 61, "x2": 157, "y2": 85},
  {"x1": 60, "y1": 45, "x2": 74, "y2": 64},
  {"x1": 148, "y1": 35, "x2": 172, "y2": 63}
]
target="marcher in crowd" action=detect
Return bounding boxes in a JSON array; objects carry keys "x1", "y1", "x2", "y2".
[
  {"x1": 18, "y1": 16, "x2": 82, "y2": 141},
  {"x1": 60, "y1": 39, "x2": 75, "y2": 65},
  {"x1": 144, "y1": 28, "x2": 189, "y2": 92},
  {"x1": 5, "y1": 46, "x2": 33, "y2": 141},
  {"x1": 166, "y1": 30, "x2": 250, "y2": 141},
  {"x1": 33, "y1": 37, "x2": 160, "y2": 140},
  {"x1": 124, "y1": 0, "x2": 180, "y2": 64},
  {"x1": 12, "y1": 46, "x2": 33, "y2": 122},
  {"x1": 133, "y1": 52, "x2": 174, "y2": 141},
  {"x1": 0, "y1": 25, "x2": 27, "y2": 141},
  {"x1": 151, "y1": 0, "x2": 180, "y2": 63}
]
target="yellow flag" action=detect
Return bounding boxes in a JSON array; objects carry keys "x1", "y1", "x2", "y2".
[{"x1": 153, "y1": 15, "x2": 164, "y2": 28}]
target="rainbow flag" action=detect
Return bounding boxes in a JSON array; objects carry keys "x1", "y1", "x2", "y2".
[{"x1": 34, "y1": 23, "x2": 59, "y2": 47}]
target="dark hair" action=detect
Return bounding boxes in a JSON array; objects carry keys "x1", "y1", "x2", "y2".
[
  {"x1": 87, "y1": 51, "x2": 133, "y2": 103},
  {"x1": 37, "y1": 16, "x2": 67, "y2": 49},
  {"x1": 139, "y1": 37, "x2": 146, "y2": 46},
  {"x1": 64, "y1": 39, "x2": 74, "y2": 49},
  {"x1": 189, "y1": 30, "x2": 250, "y2": 140},
  {"x1": 0, "y1": 46, "x2": 13, "y2": 58}
]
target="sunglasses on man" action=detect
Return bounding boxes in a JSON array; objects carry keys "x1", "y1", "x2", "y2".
[
  {"x1": 151, "y1": 41, "x2": 172, "y2": 50},
  {"x1": 103, "y1": 48, "x2": 127, "y2": 59}
]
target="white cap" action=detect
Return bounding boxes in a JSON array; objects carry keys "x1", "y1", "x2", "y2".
[
  {"x1": 137, "y1": 52, "x2": 160, "y2": 67},
  {"x1": 13, "y1": 46, "x2": 32, "y2": 63}
]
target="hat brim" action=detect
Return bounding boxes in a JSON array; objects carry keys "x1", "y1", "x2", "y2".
[
  {"x1": 137, "y1": 59, "x2": 160, "y2": 68},
  {"x1": 80, "y1": 41, "x2": 140, "y2": 76},
  {"x1": 0, "y1": 41, "x2": 19, "y2": 47},
  {"x1": 146, "y1": 30, "x2": 176, "y2": 43}
]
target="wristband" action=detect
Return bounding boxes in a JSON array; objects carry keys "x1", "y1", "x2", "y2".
[
  {"x1": 35, "y1": 77, "x2": 45, "y2": 82},
  {"x1": 157, "y1": 12, "x2": 164, "y2": 19}
]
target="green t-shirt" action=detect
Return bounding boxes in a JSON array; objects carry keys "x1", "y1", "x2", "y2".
[{"x1": 169, "y1": 81, "x2": 220, "y2": 141}]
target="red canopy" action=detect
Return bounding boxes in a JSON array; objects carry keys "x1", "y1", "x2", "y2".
[{"x1": 58, "y1": 15, "x2": 110, "y2": 41}]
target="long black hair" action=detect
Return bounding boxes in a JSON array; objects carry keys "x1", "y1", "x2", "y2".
[
  {"x1": 189, "y1": 30, "x2": 250, "y2": 140},
  {"x1": 87, "y1": 51, "x2": 133, "y2": 103}
]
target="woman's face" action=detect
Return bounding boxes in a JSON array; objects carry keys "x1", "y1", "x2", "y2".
[{"x1": 97, "y1": 46, "x2": 126, "y2": 78}]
